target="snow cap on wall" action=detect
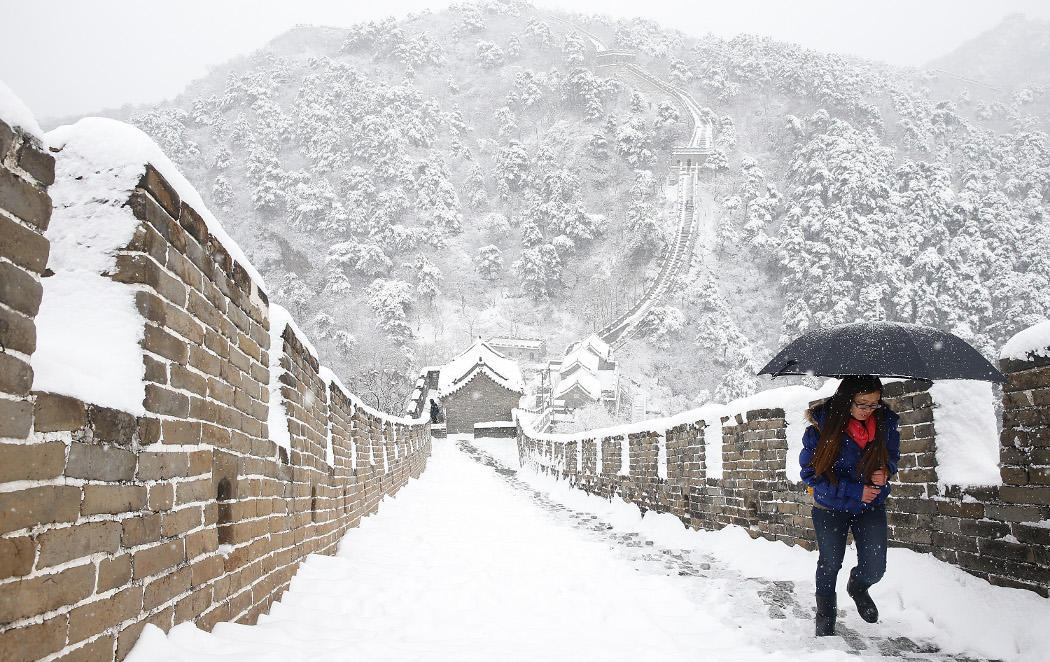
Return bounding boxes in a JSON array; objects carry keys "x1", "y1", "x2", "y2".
[
  {"x1": 47, "y1": 117, "x2": 266, "y2": 290},
  {"x1": 0, "y1": 79, "x2": 45, "y2": 142},
  {"x1": 1001, "y1": 319, "x2": 1050, "y2": 362},
  {"x1": 32, "y1": 119, "x2": 150, "y2": 414},
  {"x1": 929, "y1": 380, "x2": 1001, "y2": 488},
  {"x1": 34, "y1": 115, "x2": 273, "y2": 416}
]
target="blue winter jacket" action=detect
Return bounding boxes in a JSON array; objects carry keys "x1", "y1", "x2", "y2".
[{"x1": 799, "y1": 404, "x2": 901, "y2": 514}]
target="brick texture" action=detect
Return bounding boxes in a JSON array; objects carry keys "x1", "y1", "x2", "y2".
[
  {"x1": 0, "y1": 146, "x2": 433, "y2": 662},
  {"x1": 442, "y1": 371, "x2": 521, "y2": 435},
  {"x1": 520, "y1": 376, "x2": 1050, "y2": 598}
]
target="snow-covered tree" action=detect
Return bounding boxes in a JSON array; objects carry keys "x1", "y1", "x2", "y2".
[
  {"x1": 478, "y1": 212, "x2": 510, "y2": 239},
  {"x1": 615, "y1": 119, "x2": 656, "y2": 167},
  {"x1": 475, "y1": 41, "x2": 506, "y2": 70},
  {"x1": 520, "y1": 218, "x2": 543, "y2": 247},
  {"x1": 275, "y1": 273, "x2": 310, "y2": 319},
  {"x1": 367, "y1": 278, "x2": 414, "y2": 342},
  {"x1": 495, "y1": 106, "x2": 518, "y2": 139},
  {"x1": 637, "y1": 305, "x2": 685, "y2": 348},
  {"x1": 414, "y1": 158, "x2": 463, "y2": 241},
  {"x1": 524, "y1": 19, "x2": 553, "y2": 47},
  {"x1": 506, "y1": 34, "x2": 522, "y2": 59},
  {"x1": 514, "y1": 244, "x2": 562, "y2": 298},
  {"x1": 624, "y1": 169, "x2": 663, "y2": 258},
  {"x1": 211, "y1": 176, "x2": 233, "y2": 209},
  {"x1": 475, "y1": 244, "x2": 504, "y2": 281},
  {"x1": 564, "y1": 68, "x2": 606, "y2": 121},
  {"x1": 413, "y1": 255, "x2": 443, "y2": 304},
  {"x1": 510, "y1": 70, "x2": 544, "y2": 111},
  {"x1": 327, "y1": 241, "x2": 393, "y2": 277},
  {"x1": 466, "y1": 164, "x2": 489, "y2": 209},
  {"x1": 495, "y1": 140, "x2": 529, "y2": 197},
  {"x1": 563, "y1": 32, "x2": 586, "y2": 67},
  {"x1": 246, "y1": 145, "x2": 285, "y2": 213}
]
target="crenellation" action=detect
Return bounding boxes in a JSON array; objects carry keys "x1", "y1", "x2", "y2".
[
  {"x1": 0, "y1": 141, "x2": 432, "y2": 660},
  {"x1": 521, "y1": 357, "x2": 1050, "y2": 596}
]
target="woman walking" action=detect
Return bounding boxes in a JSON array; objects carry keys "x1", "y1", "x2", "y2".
[{"x1": 799, "y1": 375, "x2": 900, "y2": 636}]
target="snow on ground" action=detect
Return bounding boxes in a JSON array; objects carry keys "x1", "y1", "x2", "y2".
[
  {"x1": 473, "y1": 436, "x2": 1050, "y2": 662},
  {"x1": 130, "y1": 436, "x2": 1049, "y2": 662},
  {"x1": 130, "y1": 439, "x2": 826, "y2": 662}
]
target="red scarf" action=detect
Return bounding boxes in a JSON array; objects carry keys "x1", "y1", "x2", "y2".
[{"x1": 847, "y1": 415, "x2": 877, "y2": 449}]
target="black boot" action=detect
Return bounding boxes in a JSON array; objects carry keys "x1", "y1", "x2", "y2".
[
  {"x1": 847, "y1": 575, "x2": 879, "y2": 623},
  {"x1": 815, "y1": 593, "x2": 836, "y2": 637}
]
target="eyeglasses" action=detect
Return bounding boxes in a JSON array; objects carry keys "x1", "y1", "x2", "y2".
[{"x1": 852, "y1": 401, "x2": 879, "y2": 411}]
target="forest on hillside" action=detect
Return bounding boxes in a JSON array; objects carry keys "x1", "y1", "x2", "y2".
[{"x1": 115, "y1": 0, "x2": 1050, "y2": 413}]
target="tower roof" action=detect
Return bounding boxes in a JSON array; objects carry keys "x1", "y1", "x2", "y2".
[{"x1": 438, "y1": 340, "x2": 524, "y2": 396}]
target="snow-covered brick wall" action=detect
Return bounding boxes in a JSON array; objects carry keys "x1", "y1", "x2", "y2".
[
  {"x1": 31, "y1": 117, "x2": 273, "y2": 416},
  {"x1": 517, "y1": 371, "x2": 1049, "y2": 597},
  {"x1": 0, "y1": 107, "x2": 436, "y2": 662},
  {"x1": 0, "y1": 90, "x2": 54, "y2": 445}
]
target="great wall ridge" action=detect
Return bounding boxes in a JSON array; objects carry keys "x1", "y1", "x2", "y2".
[
  {"x1": 550, "y1": 17, "x2": 714, "y2": 349},
  {"x1": 403, "y1": 18, "x2": 713, "y2": 425}
]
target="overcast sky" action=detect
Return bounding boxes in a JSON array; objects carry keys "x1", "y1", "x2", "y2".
[{"x1": 3, "y1": 0, "x2": 1048, "y2": 124}]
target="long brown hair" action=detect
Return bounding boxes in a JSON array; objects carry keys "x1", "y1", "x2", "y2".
[{"x1": 808, "y1": 375, "x2": 889, "y2": 485}]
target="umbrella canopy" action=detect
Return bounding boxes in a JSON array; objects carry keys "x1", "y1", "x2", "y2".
[{"x1": 759, "y1": 321, "x2": 1005, "y2": 383}]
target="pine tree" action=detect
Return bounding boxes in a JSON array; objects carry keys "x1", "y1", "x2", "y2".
[
  {"x1": 475, "y1": 41, "x2": 506, "y2": 70},
  {"x1": 414, "y1": 255, "x2": 443, "y2": 304},
  {"x1": 475, "y1": 245, "x2": 504, "y2": 281},
  {"x1": 513, "y1": 244, "x2": 562, "y2": 298},
  {"x1": 212, "y1": 176, "x2": 233, "y2": 209},
  {"x1": 367, "y1": 279, "x2": 414, "y2": 343},
  {"x1": 466, "y1": 164, "x2": 489, "y2": 209},
  {"x1": 495, "y1": 140, "x2": 529, "y2": 198}
]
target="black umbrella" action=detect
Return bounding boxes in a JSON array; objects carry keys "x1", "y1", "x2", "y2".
[{"x1": 759, "y1": 321, "x2": 1005, "y2": 383}]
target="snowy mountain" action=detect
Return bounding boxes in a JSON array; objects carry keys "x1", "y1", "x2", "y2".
[
  {"x1": 93, "y1": 1, "x2": 1050, "y2": 413},
  {"x1": 926, "y1": 14, "x2": 1050, "y2": 93}
]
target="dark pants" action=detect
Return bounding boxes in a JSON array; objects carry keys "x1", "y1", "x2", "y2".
[{"x1": 812, "y1": 504, "x2": 887, "y2": 596}]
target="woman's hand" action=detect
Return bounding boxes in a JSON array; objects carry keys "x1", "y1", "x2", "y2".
[
  {"x1": 871, "y1": 468, "x2": 888, "y2": 486},
  {"x1": 862, "y1": 485, "x2": 880, "y2": 503}
]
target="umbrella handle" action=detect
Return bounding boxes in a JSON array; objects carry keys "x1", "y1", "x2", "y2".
[{"x1": 771, "y1": 359, "x2": 798, "y2": 379}]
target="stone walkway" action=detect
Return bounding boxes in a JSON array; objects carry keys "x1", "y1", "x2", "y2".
[
  {"x1": 130, "y1": 439, "x2": 993, "y2": 661},
  {"x1": 459, "y1": 439, "x2": 988, "y2": 662}
]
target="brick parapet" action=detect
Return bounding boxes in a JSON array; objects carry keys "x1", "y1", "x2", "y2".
[
  {"x1": 520, "y1": 370, "x2": 1050, "y2": 597},
  {"x1": 0, "y1": 117, "x2": 53, "y2": 448},
  {"x1": 0, "y1": 157, "x2": 432, "y2": 662}
]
